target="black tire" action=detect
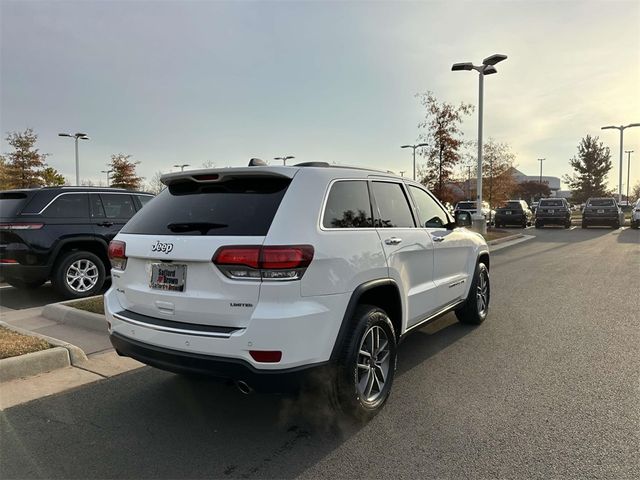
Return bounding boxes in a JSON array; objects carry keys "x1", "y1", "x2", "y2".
[
  {"x1": 52, "y1": 250, "x2": 106, "y2": 299},
  {"x1": 632, "y1": 221, "x2": 639, "y2": 229},
  {"x1": 332, "y1": 305, "x2": 397, "y2": 422},
  {"x1": 612, "y1": 222, "x2": 620, "y2": 229},
  {"x1": 6, "y1": 279, "x2": 45, "y2": 290},
  {"x1": 564, "y1": 221, "x2": 571, "y2": 229},
  {"x1": 521, "y1": 219, "x2": 527, "y2": 229},
  {"x1": 581, "y1": 222, "x2": 587, "y2": 229},
  {"x1": 455, "y1": 262, "x2": 490, "y2": 325}
]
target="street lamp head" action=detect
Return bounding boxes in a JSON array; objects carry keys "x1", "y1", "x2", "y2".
[
  {"x1": 625, "y1": 123, "x2": 640, "y2": 128},
  {"x1": 400, "y1": 145, "x2": 413, "y2": 149},
  {"x1": 58, "y1": 133, "x2": 73, "y2": 138},
  {"x1": 79, "y1": 135, "x2": 90, "y2": 140},
  {"x1": 483, "y1": 65, "x2": 498, "y2": 75},
  {"x1": 601, "y1": 125, "x2": 619, "y2": 130},
  {"x1": 417, "y1": 143, "x2": 428, "y2": 147},
  {"x1": 74, "y1": 132, "x2": 88, "y2": 138},
  {"x1": 451, "y1": 62, "x2": 474, "y2": 71},
  {"x1": 482, "y1": 54, "x2": 508, "y2": 66}
]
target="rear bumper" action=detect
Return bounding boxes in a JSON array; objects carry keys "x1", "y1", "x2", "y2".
[
  {"x1": 104, "y1": 286, "x2": 349, "y2": 372},
  {"x1": 110, "y1": 332, "x2": 331, "y2": 393},
  {"x1": 495, "y1": 213, "x2": 525, "y2": 224},
  {"x1": 582, "y1": 216, "x2": 619, "y2": 225},
  {"x1": 536, "y1": 216, "x2": 570, "y2": 224}
]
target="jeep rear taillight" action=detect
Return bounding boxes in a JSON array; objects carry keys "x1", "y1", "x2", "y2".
[
  {"x1": 108, "y1": 240, "x2": 127, "y2": 270},
  {"x1": 212, "y1": 245, "x2": 314, "y2": 281}
]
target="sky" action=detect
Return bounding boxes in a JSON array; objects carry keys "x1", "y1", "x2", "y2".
[{"x1": 1, "y1": 0, "x2": 639, "y2": 192}]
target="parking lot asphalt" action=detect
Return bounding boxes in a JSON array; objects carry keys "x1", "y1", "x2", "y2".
[{"x1": 1, "y1": 227, "x2": 638, "y2": 479}]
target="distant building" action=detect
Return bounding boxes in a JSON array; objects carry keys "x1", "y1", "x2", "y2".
[{"x1": 510, "y1": 167, "x2": 561, "y2": 193}]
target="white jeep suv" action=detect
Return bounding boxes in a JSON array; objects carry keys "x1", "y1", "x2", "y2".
[{"x1": 105, "y1": 162, "x2": 490, "y2": 419}]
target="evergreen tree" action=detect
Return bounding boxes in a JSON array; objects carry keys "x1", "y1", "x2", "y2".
[{"x1": 563, "y1": 135, "x2": 612, "y2": 203}]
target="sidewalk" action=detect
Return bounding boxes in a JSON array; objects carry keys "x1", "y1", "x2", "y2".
[{"x1": 0, "y1": 304, "x2": 142, "y2": 409}]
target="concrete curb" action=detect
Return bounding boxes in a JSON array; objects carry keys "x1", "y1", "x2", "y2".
[
  {"x1": 0, "y1": 347, "x2": 70, "y2": 383},
  {"x1": 42, "y1": 297, "x2": 107, "y2": 333},
  {"x1": 0, "y1": 320, "x2": 88, "y2": 365}
]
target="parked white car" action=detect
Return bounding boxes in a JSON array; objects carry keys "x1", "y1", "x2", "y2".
[
  {"x1": 104, "y1": 162, "x2": 490, "y2": 419},
  {"x1": 631, "y1": 198, "x2": 640, "y2": 229}
]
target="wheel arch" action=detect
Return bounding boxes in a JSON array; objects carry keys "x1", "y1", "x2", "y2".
[
  {"x1": 330, "y1": 279, "x2": 403, "y2": 361},
  {"x1": 51, "y1": 237, "x2": 110, "y2": 270}
]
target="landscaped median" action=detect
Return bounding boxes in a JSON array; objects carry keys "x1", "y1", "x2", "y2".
[
  {"x1": 0, "y1": 322, "x2": 88, "y2": 383},
  {"x1": 42, "y1": 295, "x2": 107, "y2": 332}
]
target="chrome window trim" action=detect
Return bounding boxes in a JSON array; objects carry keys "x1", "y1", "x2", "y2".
[{"x1": 24, "y1": 192, "x2": 142, "y2": 215}]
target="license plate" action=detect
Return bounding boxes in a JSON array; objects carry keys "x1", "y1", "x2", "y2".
[
  {"x1": 505, "y1": 210, "x2": 512, "y2": 215},
  {"x1": 150, "y1": 263, "x2": 187, "y2": 292},
  {"x1": 548, "y1": 209, "x2": 554, "y2": 213},
  {"x1": 597, "y1": 209, "x2": 604, "y2": 213}
]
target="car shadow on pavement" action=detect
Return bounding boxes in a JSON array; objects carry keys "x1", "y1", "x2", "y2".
[
  {"x1": 617, "y1": 227, "x2": 640, "y2": 243},
  {"x1": 1, "y1": 314, "x2": 473, "y2": 479}
]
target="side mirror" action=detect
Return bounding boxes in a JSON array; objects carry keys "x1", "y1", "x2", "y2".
[{"x1": 455, "y1": 211, "x2": 472, "y2": 227}]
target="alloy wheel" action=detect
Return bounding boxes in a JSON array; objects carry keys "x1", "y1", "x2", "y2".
[
  {"x1": 476, "y1": 269, "x2": 489, "y2": 316},
  {"x1": 65, "y1": 259, "x2": 99, "y2": 293},
  {"x1": 356, "y1": 325, "x2": 391, "y2": 403}
]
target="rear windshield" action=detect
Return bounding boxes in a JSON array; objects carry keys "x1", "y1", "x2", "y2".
[
  {"x1": 121, "y1": 177, "x2": 291, "y2": 236},
  {"x1": 456, "y1": 202, "x2": 475, "y2": 209},
  {"x1": 539, "y1": 200, "x2": 564, "y2": 207},
  {"x1": 500, "y1": 201, "x2": 522, "y2": 210},
  {"x1": 588, "y1": 199, "x2": 614, "y2": 207},
  {"x1": 0, "y1": 192, "x2": 30, "y2": 217}
]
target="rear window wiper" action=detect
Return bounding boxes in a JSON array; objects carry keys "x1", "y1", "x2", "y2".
[{"x1": 167, "y1": 222, "x2": 228, "y2": 235}]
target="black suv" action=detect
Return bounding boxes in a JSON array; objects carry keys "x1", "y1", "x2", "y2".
[
  {"x1": 535, "y1": 198, "x2": 571, "y2": 228},
  {"x1": 494, "y1": 200, "x2": 533, "y2": 228},
  {"x1": 581, "y1": 197, "x2": 624, "y2": 229},
  {"x1": 0, "y1": 187, "x2": 152, "y2": 298}
]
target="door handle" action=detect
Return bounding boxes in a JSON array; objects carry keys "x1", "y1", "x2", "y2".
[
  {"x1": 97, "y1": 222, "x2": 114, "y2": 227},
  {"x1": 384, "y1": 237, "x2": 402, "y2": 245},
  {"x1": 432, "y1": 236, "x2": 445, "y2": 243}
]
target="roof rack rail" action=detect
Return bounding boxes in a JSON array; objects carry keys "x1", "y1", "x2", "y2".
[{"x1": 294, "y1": 162, "x2": 330, "y2": 167}]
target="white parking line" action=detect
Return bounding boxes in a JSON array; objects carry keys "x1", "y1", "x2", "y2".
[{"x1": 570, "y1": 226, "x2": 577, "y2": 230}]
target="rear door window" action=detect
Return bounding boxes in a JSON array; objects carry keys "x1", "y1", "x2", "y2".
[
  {"x1": 44, "y1": 194, "x2": 89, "y2": 218},
  {"x1": 371, "y1": 182, "x2": 415, "y2": 228},
  {"x1": 100, "y1": 194, "x2": 137, "y2": 219},
  {"x1": 122, "y1": 177, "x2": 291, "y2": 236},
  {"x1": 136, "y1": 195, "x2": 153, "y2": 207},
  {"x1": 323, "y1": 180, "x2": 373, "y2": 228}
]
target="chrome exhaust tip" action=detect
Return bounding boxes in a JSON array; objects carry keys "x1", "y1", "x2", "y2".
[{"x1": 236, "y1": 380, "x2": 253, "y2": 395}]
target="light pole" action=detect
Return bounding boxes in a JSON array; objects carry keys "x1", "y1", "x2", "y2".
[
  {"x1": 601, "y1": 123, "x2": 640, "y2": 202},
  {"x1": 400, "y1": 143, "x2": 428, "y2": 181},
  {"x1": 537, "y1": 158, "x2": 546, "y2": 184},
  {"x1": 274, "y1": 156, "x2": 295, "y2": 165},
  {"x1": 101, "y1": 169, "x2": 113, "y2": 187},
  {"x1": 58, "y1": 132, "x2": 90, "y2": 186},
  {"x1": 452, "y1": 53, "x2": 507, "y2": 234},
  {"x1": 625, "y1": 150, "x2": 633, "y2": 203},
  {"x1": 173, "y1": 164, "x2": 190, "y2": 172}
]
